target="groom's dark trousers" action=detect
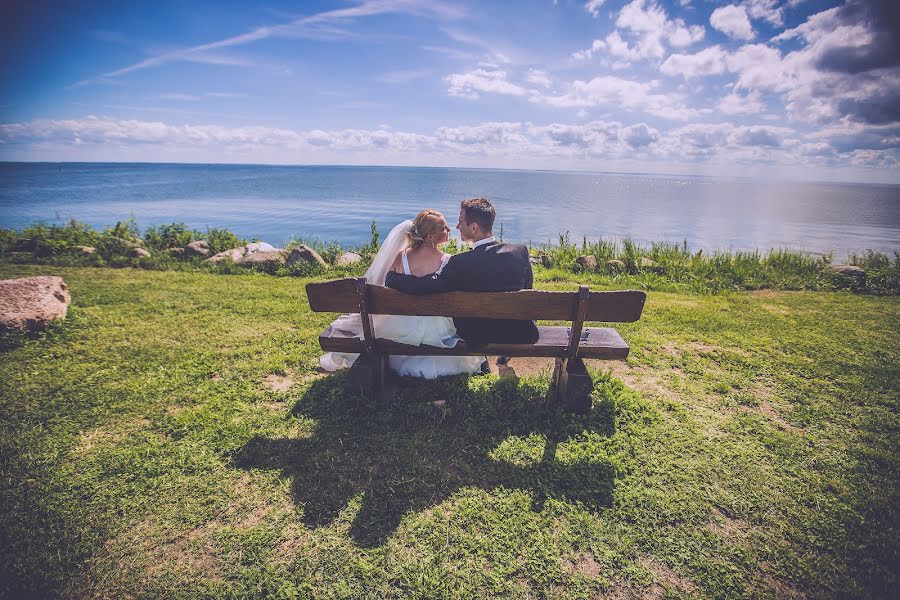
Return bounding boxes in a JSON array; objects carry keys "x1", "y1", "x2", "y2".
[{"x1": 384, "y1": 240, "x2": 540, "y2": 346}]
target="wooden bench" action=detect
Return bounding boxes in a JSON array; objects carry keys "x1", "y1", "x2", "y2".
[{"x1": 306, "y1": 278, "x2": 646, "y2": 412}]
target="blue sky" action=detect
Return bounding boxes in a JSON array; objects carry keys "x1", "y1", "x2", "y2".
[{"x1": 1, "y1": 0, "x2": 898, "y2": 182}]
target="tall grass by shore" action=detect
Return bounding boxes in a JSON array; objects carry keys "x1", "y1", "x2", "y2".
[{"x1": 1, "y1": 218, "x2": 898, "y2": 295}]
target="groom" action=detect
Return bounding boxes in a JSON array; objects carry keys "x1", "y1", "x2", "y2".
[{"x1": 385, "y1": 197, "x2": 540, "y2": 347}]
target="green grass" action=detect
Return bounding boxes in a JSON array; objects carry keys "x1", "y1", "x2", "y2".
[{"x1": 1, "y1": 264, "x2": 898, "y2": 599}]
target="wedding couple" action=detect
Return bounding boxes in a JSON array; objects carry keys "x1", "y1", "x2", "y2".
[{"x1": 320, "y1": 198, "x2": 539, "y2": 379}]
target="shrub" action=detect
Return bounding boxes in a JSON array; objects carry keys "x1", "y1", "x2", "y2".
[
  {"x1": 20, "y1": 220, "x2": 102, "y2": 256},
  {"x1": 205, "y1": 227, "x2": 243, "y2": 254},
  {"x1": 143, "y1": 222, "x2": 198, "y2": 251}
]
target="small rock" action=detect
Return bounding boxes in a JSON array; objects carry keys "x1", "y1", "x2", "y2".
[
  {"x1": 130, "y1": 247, "x2": 151, "y2": 258},
  {"x1": 287, "y1": 244, "x2": 328, "y2": 268},
  {"x1": 245, "y1": 242, "x2": 278, "y2": 254},
  {"x1": 335, "y1": 251, "x2": 362, "y2": 266},
  {"x1": 10, "y1": 238, "x2": 35, "y2": 252},
  {"x1": 237, "y1": 250, "x2": 287, "y2": 267},
  {"x1": 574, "y1": 255, "x2": 598, "y2": 272},
  {"x1": 206, "y1": 247, "x2": 245, "y2": 263},
  {"x1": 0, "y1": 276, "x2": 70, "y2": 332},
  {"x1": 184, "y1": 240, "x2": 210, "y2": 257},
  {"x1": 828, "y1": 265, "x2": 865, "y2": 279},
  {"x1": 606, "y1": 259, "x2": 626, "y2": 272},
  {"x1": 638, "y1": 257, "x2": 657, "y2": 268},
  {"x1": 72, "y1": 246, "x2": 95, "y2": 254}
]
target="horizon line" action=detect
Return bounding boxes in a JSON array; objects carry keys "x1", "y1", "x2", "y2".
[{"x1": 1, "y1": 160, "x2": 896, "y2": 189}]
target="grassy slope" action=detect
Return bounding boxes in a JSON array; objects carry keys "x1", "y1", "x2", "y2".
[{"x1": 0, "y1": 265, "x2": 897, "y2": 599}]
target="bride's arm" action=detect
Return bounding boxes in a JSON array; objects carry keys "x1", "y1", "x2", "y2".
[{"x1": 389, "y1": 250, "x2": 404, "y2": 274}]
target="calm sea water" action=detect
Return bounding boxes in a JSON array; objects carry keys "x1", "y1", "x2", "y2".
[{"x1": 1, "y1": 162, "x2": 898, "y2": 260}]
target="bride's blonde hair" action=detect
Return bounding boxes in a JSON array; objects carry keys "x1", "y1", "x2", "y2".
[{"x1": 407, "y1": 209, "x2": 445, "y2": 249}]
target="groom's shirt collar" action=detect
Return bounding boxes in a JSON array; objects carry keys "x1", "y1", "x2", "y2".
[{"x1": 472, "y1": 236, "x2": 496, "y2": 249}]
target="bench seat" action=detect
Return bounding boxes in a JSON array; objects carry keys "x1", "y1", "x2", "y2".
[{"x1": 319, "y1": 325, "x2": 630, "y2": 359}]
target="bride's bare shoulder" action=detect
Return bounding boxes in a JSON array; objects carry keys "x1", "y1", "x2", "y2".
[{"x1": 390, "y1": 249, "x2": 406, "y2": 273}]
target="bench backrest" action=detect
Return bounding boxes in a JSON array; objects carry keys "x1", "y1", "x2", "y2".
[{"x1": 306, "y1": 278, "x2": 646, "y2": 322}]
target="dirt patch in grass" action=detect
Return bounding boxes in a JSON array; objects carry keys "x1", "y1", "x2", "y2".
[
  {"x1": 639, "y1": 556, "x2": 698, "y2": 596},
  {"x1": 263, "y1": 372, "x2": 295, "y2": 393},
  {"x1": 564, "y1": 551, "x2": 602, "y2": 579},
  {"x1": 707, "y1": 507, "x2": 751, "y2": 538},
  {"x1": 747, "y1": 290, "x2": 793, "y2": 299},
  {"x1": 486, "y1": 356, "x2": 553, "y2": 378},
  {"x1": 756, "y1": 563, "x2": 808, "y2": 599},
  {"x1": 733, "y1": 400, "x2": 802, "y2": 433},
  {"x1": 74, "y1": 417, "x2": 150, "y2": 455}
]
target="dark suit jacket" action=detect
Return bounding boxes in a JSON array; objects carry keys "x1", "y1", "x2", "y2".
[{"x1": 384, "y1": 241, "x2": 540, "y2": 346}]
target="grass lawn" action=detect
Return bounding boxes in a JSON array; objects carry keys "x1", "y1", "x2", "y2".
[{"x1": 1, "y1": 264, "x2": 897, "y2": 599}]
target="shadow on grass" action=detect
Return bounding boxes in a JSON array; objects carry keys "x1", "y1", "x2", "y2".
[{"x1": 233, "y1": 373, "x2": 619, "y2": 548}]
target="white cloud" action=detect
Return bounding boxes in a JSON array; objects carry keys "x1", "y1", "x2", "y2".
[
  {"x1": 534, "y1": 76, "x2": 700, "y2": 120},
  {"x1": 717, "y1": 90, "x2": 765, "y2": 115},
  {"x1": 571, "y1": 1, "x2": 704, "y2": 66},
  {"x1": 710, "y1": 5, "x2": 754, "y2": 41},
  {"x1": 77, "y1": 0, "x2": 466, "y2": 85},
  {"x1": 3, "y1": 116, "x2": 897, "y2": 176},
  {"x1": 445, "y1": 69, "x2": 529, "y2": 99},
  {"x1": 571, "y1": 39, "x2": 605, "y2": 61},
  {"x1": 584, "y1": 0, "x2": 605, "y2": 18},
  {"x1": 525, "y1": 69, "x2": 552, "y2": 88},
  {"x1": 377, "y1": 68, "x2": 433, "y2": 83},
  {"x1": 621, "y1": 123, "x2": 661, "y2": 147},
  {"x1": 661, "y1": 45, "x2": 727, "y2": 78},
  {"x1": 613, "y1": 0, "x2": 705, "y2": 62},
  {"x1": 745, "y1": 0, "x2": 784, "y2": 26}
]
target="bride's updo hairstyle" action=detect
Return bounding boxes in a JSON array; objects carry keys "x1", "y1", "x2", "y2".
[{"x1": 407, "y1": 209, "x2": 445, "y2": 249}]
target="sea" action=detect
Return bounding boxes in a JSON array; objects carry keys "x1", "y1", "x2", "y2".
[{"x1": 1, "y1": 162, "x2": 898, "y2": 261}]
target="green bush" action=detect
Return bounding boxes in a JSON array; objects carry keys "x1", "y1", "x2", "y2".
[
  {"x1": 143, "y1": 222, "x2": 198, "y2": 251},
  {"x1": 20, "y1": 220, "x2": 102, "y2": 256},
  {"x1": 205, "y1": 227, "x2": 243, "y2": 254}
]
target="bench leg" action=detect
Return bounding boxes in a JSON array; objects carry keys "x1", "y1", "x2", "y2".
[
  {"x1": 552, "y1": 357, "x2": 569, "y2": 404},
  {"x1": 563, "y1": 358, "x2": 593, "y2": 414},
  {"x1": 348, "y1": 353, "x2": 396, "y2": 405}
]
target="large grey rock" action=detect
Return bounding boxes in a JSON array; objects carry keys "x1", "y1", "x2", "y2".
[
  {"x1": 206, "y1": 247, "x2": 245, "y2": 263},
  {"x1": 606, "y1": 259, "x2": 626, "y2": 272},
  {"x1": 130, "y1": 247, "x2": 151, "y2": 258},
  {"x1": 205, "y1": 243, "x2": 289, "y2": 266},
  {"x1": 638, "y1": 257, "x2": 657, "y2": 268},
  {"x1": 335, "y1": 251, "x2": 362, "y2": 266},
  {"x1": 0, "y1": 276, "x2": 70, "y2": 332},
  {"x1": 9, "y1": 238, "x2": 35, "y2": 252},
  {"x1": 574, "y1": 255, "x2": 597, "y2": 272},
  {"x1": 245, "y1": 242, "x2": 278, "y2": 254},
  {"x1": 828, "y1": 265, "x2": 865, "y2": 279},
  {"x1": 72, "y1": 246, "x2": 95, "y2": 254},
  {"x1": 184, "y1": 240, "x2": 210, "y2": 258},
  {"x1": 238, "y1": 250, "x2": 287, "y2": 268},
  {"x1": 286, "y1": 245, "x2": 327, "y2": 268}
]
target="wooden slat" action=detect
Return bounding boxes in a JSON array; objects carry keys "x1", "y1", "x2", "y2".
[
  {"x1": 306, "y1": 278, "x2": 646, "y2": 322},
  {"x1": 319, "y1": 325, "x2": 629, "y2": 359}
]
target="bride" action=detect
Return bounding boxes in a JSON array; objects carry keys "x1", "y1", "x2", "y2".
[{"x1": 319, "y1": 209, "x2": 485, "y2": 378}]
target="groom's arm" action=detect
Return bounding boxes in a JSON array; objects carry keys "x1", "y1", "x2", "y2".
[{"x1": 384, "y1": 256, "x2": 462, "y2": 295}]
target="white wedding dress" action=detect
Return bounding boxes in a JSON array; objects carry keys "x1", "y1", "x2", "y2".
[{"x1": 319, "y1": 220, "x2": 485, "y2": 379}]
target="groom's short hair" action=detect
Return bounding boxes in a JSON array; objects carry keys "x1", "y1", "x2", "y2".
[{"x1": 461, "y1": 198, "x2": 495, "y2": 232}]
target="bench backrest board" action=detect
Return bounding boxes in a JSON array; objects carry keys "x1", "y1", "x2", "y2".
[{"x1": 306, "y1": 278, "x2": 646, "y2": 323}]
